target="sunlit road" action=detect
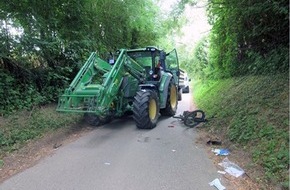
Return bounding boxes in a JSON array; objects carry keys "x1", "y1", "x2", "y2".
[{"x1": 0, "y1": 93, "x2": 221, "y2": 190}]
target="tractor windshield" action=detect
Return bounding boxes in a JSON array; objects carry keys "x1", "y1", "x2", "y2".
[{"x1": 127, "y1": 51, "x2": 160, "y2": 68}]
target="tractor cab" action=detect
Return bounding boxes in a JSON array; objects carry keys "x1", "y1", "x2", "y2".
[{"x1": 127, "y1": 46, "x2": 179, "y2": 83}]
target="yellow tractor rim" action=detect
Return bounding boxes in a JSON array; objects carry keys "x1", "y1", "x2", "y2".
[
  {"x1": 149, "y1": 99, "x2": 157, "y2": 120},
  {"x1": 170, "y1": 85, "x2": 177, "y2": 109}
]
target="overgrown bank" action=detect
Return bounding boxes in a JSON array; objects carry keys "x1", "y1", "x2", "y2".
[
  {"x1": 0, "y1": 105, "x2": 82, "y2": 162},
  {"x1": 193, "y1": 73, "x2": 289, "y2": 189}
]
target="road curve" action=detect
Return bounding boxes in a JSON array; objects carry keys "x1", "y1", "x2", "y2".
[{"x1": 0, "y1": 93, "x2": 222, "y2": 190}]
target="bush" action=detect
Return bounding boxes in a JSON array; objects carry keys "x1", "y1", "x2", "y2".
[{"x1": 0, "y1": 71, "x2": 43, "y2": 115}]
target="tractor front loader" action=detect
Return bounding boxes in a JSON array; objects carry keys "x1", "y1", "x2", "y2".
[{"x1": 57, "y1": 47, "x2": 181, "y2": 129}]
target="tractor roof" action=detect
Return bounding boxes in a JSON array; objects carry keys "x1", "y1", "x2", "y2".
[{"x1": 127, "y1": 46, "x2": 163, "y2": 53}]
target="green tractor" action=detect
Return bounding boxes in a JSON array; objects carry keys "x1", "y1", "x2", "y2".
[{"x1": 57, "y1": 46, "x2": 181, "y2": 129}]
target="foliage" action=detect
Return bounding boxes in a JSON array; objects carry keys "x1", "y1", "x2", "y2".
[
  {"x1": 179, "y1": 0, "x2": 288, "y2": 80},
  {"x1": 0, "y1": 0, "x2": 162, "y2": 114},
  {"x1": 156, "y1": 0, "x2": 198, "y2": 51},
  {"x1": 194, "y1": 73, "x2": 289, "y2": 188},
  {"x1": 203, "y1": 0, "x2": 289, "y2": 78},
  {"x1": 0, "y1": 70, "x2": 42, "y2": 114},
  {"x1": 182, "y1": 36, "x2": 210, "y2": 79},
  {"x1": 169, "y1": 0, "x2": 197, "y2": 26}
]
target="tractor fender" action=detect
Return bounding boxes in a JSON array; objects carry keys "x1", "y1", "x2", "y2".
[
  {"x1": 159, "y1": 74, "x2": 173, "y2": 109},
  {"x1": 139, "y1": 84, "x2": 157, "y2": 90}
]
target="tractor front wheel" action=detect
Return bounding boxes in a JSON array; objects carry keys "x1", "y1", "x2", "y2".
[{"x1": 133, "y1": 90, "x2": 160, "y2": 129}]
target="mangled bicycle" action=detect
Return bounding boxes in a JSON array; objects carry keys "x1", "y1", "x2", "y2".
[{"x1": 173, "y1": 110, "x2": 207, "y2": 128}]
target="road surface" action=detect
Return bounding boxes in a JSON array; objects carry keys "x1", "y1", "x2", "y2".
[{"x1": 0, "y1": 93, "x2": 222, "y2": 190}]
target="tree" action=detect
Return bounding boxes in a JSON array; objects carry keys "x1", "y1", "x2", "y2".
[
  {"x1": 0, "y1": 0, "x2": 163, "y2": 114},
  {"x1": 207, "y1": 0, "x2": 289, "y2": 77}
]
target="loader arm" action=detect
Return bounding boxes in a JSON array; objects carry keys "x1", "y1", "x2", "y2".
[
  {"x1": 69, "y1": 53, "x2": 111, "y2": 93},
  {"x1": 57, "y1": 49, "x2": 146, "y2": 116},
  {"x1": 98, "y1": 49, "x2": 146, "y2": 111}
]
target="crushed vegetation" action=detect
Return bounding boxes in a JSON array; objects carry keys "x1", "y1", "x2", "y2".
[{"x1": 193, "y1": 73, "x2": 289, "y2": 189}]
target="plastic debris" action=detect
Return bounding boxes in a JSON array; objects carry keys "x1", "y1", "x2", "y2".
[
  {"x1": 172, "y1": 149, "x2": 176, "y2": 152},
  {"x1": 213, "y1": 149, "x2": 230, "y2": 156},
  {"x1": 217, "y1": 170, "x2": 226, "y2": 175},
  {"x1": 209, "y1": 178, "x2": 226, "y2": 190},
  {"x1": 219, "y1": 157, "x2": 245, "y2": 177},
  {"x1": 104, "y1": 162, "x2": 111, "y2": 165}
]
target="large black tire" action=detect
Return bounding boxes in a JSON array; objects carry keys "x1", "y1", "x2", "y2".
[
  {"x1": 84, "y1": 113, "x2": 111, "y2": 126},
  {"x1": 133, "y1": 90, "x2": 160, "y2": 129},
  {"x1": 160, "y1": 80, "x2": 178, "y2": 116}
]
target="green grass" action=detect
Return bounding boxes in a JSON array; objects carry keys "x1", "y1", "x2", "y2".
[
  {"x1": 193, "y1": 73, "x2": 289, "y2": 188},
  {"x1": 0, "y1": 105, "x2": 82, "y2": 158}
]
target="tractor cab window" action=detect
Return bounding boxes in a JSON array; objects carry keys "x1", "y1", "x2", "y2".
[
  {"x1": 127, "y1": 51, "x2": 152, "y2": 67},
  {"x1": 128, "y1": 50, "x2": 162, "y2": 81}
]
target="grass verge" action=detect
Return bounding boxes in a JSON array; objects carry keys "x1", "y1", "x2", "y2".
[
  {"x1": 193, "y1": 73, "x2": 289, "y2": 189},
  {"x1": 0, "y1": 105, "x2": 82, "y2": 160}
]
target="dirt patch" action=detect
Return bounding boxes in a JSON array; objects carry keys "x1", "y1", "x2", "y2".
[
  {"x1": 0, "y1": 121, "x2": 94, "y2": 184},
  {"x1": 194, "y1": 124, "x2": 275, "y2": 190}
]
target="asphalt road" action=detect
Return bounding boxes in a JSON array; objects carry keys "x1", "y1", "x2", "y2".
[{"x1": 0, "y1": 93, "x2": 222, "y2": 190}]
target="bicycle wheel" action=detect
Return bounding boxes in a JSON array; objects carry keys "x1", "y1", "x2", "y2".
[{"x1": 184, "y1": 110, "x2": 205, "y2": 127}]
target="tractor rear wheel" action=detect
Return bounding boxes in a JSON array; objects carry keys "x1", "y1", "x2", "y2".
[
  {"x1": 178, "y1": 89, "x2": 182, "y2": 101},
  {"x1": 133, "y1": 90, "x2": 159, "y2": 129},
  {"x1": 160, "y1": 80, "x2": 178, "y2": 116}
]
